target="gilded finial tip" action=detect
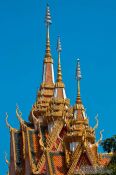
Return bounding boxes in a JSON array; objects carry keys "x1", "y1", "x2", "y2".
[
  {"x1": 76, "y1": 58, "x2": 82, "y2": 80},
  {"x1": 45, "y1": 4, "x2": 52, "y2": 25},
  {"x1": 57, "y1": 36, "x2": 62, "y2": 52},
  {"x1": 77, "y1": 58, "x2": 80, "y2": 62}
]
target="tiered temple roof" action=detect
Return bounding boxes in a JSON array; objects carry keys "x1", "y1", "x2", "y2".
[{"x1": 5, "y1": 4, "x2": 112, "y2": 175}]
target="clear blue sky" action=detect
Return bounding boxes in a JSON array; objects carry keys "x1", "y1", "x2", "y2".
[{"x1": 0, "y1": 0, "x2": 116, "y2": 174}]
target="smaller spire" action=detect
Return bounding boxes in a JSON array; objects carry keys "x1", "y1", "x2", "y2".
[
  {"x1": 45, "y1": 4, "x2": 52, "y2": 58},
  {"x1": 57, "y1": 36, "x2": 62, "y2": 82},
  {"x1": 54, "y1": 36, "x2": 66, "y2": 99},
  {"x1": 57, "y1": 36, "x2": 62, "y2": 52},
  {"x1": 76, "y1": 58, "x2": 82, "y2": 103}
]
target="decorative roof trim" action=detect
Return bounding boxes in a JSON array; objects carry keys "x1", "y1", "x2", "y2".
[
  {"x1": 46, "y1": 149, "x2": 54, "y2": 175},
  {"x1": 43, "y1": 64, "x2": 46, "y2": 82},
  {"x1": 51, "y1": 63, "x2": 55, "y2": 83},
  {"x1": 93, "y1": 114, "x2": 99, "y2": 131},
  {"x1": 26, "y1": 127, "x2": 33, "y2": 172},
  {"x1": 11, "y1": 129, "x2": 17, "y2": 170},
  {"x1": 96, "y1": 129, "x2": 104, "y2": 146},
  {"x1": 5, "y1": 152, "x2": 9, "y2": 167},
  {"x1": 5, "y1": 113, "x2": 18, "y2": 132}
]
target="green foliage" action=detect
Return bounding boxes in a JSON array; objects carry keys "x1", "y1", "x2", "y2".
[
  {"x1": 99, "y1": 135, "x2": 116, "y2": 175},
  {"x1": 108, "y1": 155, "x2": 116, "y2": 175},
  {"x1": 101, "y1": 135, "x2": 116, "y2": 153}
]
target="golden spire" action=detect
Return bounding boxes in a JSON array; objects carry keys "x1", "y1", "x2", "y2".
[
  {"x1": 45, "y1": 4, "x2": 52, "y2": 58},
  {"x1": 54, "y1": 36, "x2": 66, "y2": 98},
  {"x1": 76, "y1": 58, "x2": 82, "y2": 103},
  {"x1": 57, "y1": 36, "x2": 62, "y2": 82},
  {"x1": 42, "y1": 4, "x2": 54, "y2": 83}
]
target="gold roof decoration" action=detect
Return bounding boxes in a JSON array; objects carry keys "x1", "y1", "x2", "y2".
[
  {"x1": 96, "y1": 129, "x2": 104, "y2": 146},
  {"x1": 93, "y1": 114, "x2": 99, "y2": 131},
  {"x1": 5, "y1": 152, "x2": 9, "y2": 167},
  {"x1": 5, "y1": 113, "x2": 14, "y2": 131},
  {"x1": 16, "y1": 104, "x2": 24, "y2": 125}
]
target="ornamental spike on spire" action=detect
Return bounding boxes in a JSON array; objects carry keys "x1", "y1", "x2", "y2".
[
  {"x1": 76, "y1": 58, "x2": 82, "y2": 80},
  {"x1": 57, "y1": 36, "x2": 62, "y2": 82},
  {"x1": 76, "y1": 58, "x2": 82, "y2": 103},
  {"x1": 45, "y1": 4, "x2": 52, "y2": 58},
  {"x1": 57, "y1": 36, "x2": 62, "y2": 52}
]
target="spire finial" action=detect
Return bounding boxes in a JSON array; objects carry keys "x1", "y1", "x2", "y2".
[
  {"x1": 76, "y1": 58, "x2": 82, "y2": 103},
  {"x1": 45, "y1": 4, "x2": 52, "y2": 58},
  {"x1": 45, "y1": 4, "x2": 52, "y2": 25},
  {"x1": 76, "y1": 58, "x2": 82, "y2": 80},
  {"x1": 57, "y1": 36, "x2": 62, "y2": 52},
  {"x1": 57, "y1": 36, "x2": 62, "y2": 82}
]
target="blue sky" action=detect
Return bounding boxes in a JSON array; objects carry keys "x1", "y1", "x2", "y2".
[{"x1": 0, "y1": 0, "x2": 116, "y2": 174}]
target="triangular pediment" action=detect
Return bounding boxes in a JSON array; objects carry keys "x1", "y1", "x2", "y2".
[
  {"x1": 77, "y1": 152, "x2": 92, "y2": 168},
  {"x1": 67, "y1": 144, "x2": 97, "y2": 175},
  {"x1": 75, "y1": 151, "x2": 93, "y2": 175}
]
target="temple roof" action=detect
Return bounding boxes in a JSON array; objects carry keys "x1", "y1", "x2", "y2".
[
  {"x1": 46, "y1": 151, "x2": 66, "y2": 175},
  {"x1": 6, "y1": 4, "x2": 109, "y2": 175},
  {"x1": 98, "y1": 153, "x2": 113, "y2": 166}
]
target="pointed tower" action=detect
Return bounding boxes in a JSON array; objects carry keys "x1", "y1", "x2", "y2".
[
  {"x1": 76, "y1": 58, "x2": 82, "y2": 103},
  {"x1": 74, "y1": 58, "x2": 85, "y2": 121},
  {"x1": 47, "y1": 36, "x2": 70, "y2": 129},
  {"x1": 29, "y1": 5, "x2": 55, "y2": 122},
  {"x1": 64, "y1": 59, "x2": 96, "y2": 172},
  {"x1": 54, "y1": 36, "x2": 66, "y2": 99},
  {"x1": 42, "y1": 4, "x2": 54, "y2": 84}
]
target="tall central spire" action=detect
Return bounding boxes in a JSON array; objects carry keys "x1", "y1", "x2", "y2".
[
  {"x1": 42, "y1": 4, "x2": 54, "y2": 83},
  {"x1": 45, "y1": 4, "x2": 52, "y2": 58},
  {"x1": 76, "y1": 59, "x2": 82, "y2": 103}
]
